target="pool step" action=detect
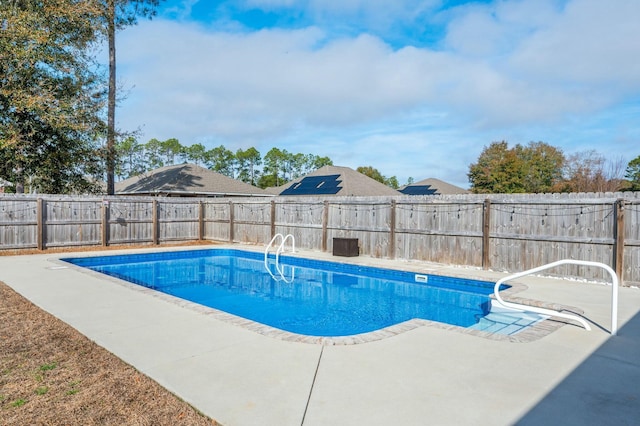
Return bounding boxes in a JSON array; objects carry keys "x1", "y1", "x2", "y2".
[{"x1": 471, "y1": 303, "x2": 547, "y2": 335}]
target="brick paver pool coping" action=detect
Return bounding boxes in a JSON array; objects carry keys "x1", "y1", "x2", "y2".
[{"x1": 63, "y1": 256, "x2": 575, "y2": 345}]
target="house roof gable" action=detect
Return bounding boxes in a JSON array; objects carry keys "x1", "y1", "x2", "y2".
[
  {"x1": 399, "y1": 178, "x2": 469, "y2": 195},
  {"x1": 273, "y1": 166, "x2": 402, "y2": 197},
  {"x1": 115, "y1": 163, "x2": 270, "y2": 196}
]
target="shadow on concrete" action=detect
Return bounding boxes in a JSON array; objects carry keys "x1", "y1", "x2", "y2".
[{"x1": 516, "y1": 310, "x2": 640, "y2": 425}]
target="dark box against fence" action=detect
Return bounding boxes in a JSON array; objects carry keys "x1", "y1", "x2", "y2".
[{"x1": 333, "y1": 237, "x2": 359, "y2": 257}]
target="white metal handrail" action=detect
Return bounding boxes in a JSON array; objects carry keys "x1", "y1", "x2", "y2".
[
  {"x1": 264, "y1": 233, "x2": 295, "y2": 282},
  {"x1": 493, "y1": 259, "x2": 619, "y2": 335}
]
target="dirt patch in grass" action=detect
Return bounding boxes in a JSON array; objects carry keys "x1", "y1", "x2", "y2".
[{"x1": 0, "y1": 263, "x2": 220, "y2": 425}]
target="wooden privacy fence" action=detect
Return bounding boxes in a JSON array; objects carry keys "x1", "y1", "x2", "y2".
[{"x1": 1, "y1": 193, "x2": 639, "y2": 285}]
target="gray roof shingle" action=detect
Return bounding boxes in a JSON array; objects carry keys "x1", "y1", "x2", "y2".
[
  {"x1": 115, "y1": 163, "x2": 271, "y2": 197},
  {"x1": 271, "y1": 165, "x2": 402, "y2": 197},
  {"x1": 399, "y1": 178, "x2": 469, "y2": 195}
]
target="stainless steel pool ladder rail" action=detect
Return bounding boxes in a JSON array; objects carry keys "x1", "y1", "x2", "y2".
[
  {"x1": 493, "y1": 259, "x2": 619, "y2": 335},
  {"x1": 264, "y1": 233, "x2": 295, "y2": 282}
]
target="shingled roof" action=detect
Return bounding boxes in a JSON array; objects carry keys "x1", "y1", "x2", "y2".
[
  {"x1": 269, "y1": 165, "x2": 402, "y2": 197},
  {"x1": 115, "y1": 163, "x2": 271, "y2": 197},
  {"x1": 399, "y1": 178, "x2": 469, "y2": 195}
]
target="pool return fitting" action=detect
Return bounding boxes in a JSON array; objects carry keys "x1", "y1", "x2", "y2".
[
  {"x1": 493, "y1": 259, "x2": 619, "y2": 335},
  {"x1": 264, "y1": 233, "x2": 296, "y2": 282}
]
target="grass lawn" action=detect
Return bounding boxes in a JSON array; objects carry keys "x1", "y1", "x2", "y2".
[{"x1": 0, "y1": 281, "x2": 219, "y2": 425}]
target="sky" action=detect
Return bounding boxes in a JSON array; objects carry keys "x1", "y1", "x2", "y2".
[{"x1": 113, "y1": 0, "x2": 640, "y2": 188}]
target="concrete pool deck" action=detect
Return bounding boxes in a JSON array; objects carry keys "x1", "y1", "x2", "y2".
[{"x1": 1, "y1": 244, "x2": 640, "y2": 425}]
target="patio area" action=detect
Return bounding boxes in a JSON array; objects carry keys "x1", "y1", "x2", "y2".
[{"x1": 1, "y1": 245, "x2": 639, "y2": 425}]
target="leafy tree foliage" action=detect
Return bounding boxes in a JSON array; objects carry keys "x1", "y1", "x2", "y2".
[
  {"x1": 310, "y1": 154, "x2": 333, "y2": 171},
  {"x1": 143, "y1": 137, "x2": 180, "y2": 169},
  {"x1": 468, "y1": 142, "x2": 526, "y2": 193},
  {"x1": 386, "y1": 176, "x2": 399, "y2": 189},
  {"x1": 261, "y1": 147, "x2": 287, "y2": 187},
  {"x1": 160, "y1": 137, "x2": 181, "y2": 165},
  {"x1": 208, "y1": 145, "x2": 235, "y2": 176},
  {"x1": 236, "y1": 147, "x2": 262, "y2": 185},
  {"x1": 356, "y1": 166, "x2": 399, "y2": 188},
  {"x1": 144, "y1": 138, "x2": 165, "y2": 170},
  {"x1": 115, "y1": 136, "x2": 145, "y2": 179},
  {"x1": 0, "y1": 0, "x2": 106, "y2": 194},
  {"x1": 469, "y1": 142, "x2": 627, "y2": 194},
  {"x1": 517, "y1": 142, "x2": 564, "y2": 193},
  {"x1": 179, "y1": 143, "x2": 207, "y2": 166},
  {"x1": 357, "y1": 166, "x2": 385, "y2": 183},
  {"x1": 625, "y1": 155, "x2": 640, "y2": 191},
  {"x1": 257, "y1": 148, "x2": 333, "y2": 188}
]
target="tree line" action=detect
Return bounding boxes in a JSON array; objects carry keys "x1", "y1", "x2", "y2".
[
  {"x1": 116, "y1": 137, "x2": 332, "y2": 189},
  {"x1": 468, "y1": 141, "x2": 640, "y2": 193},
  {"x1": 115, "y1": 137, "x2": 406, "y2": 189}
]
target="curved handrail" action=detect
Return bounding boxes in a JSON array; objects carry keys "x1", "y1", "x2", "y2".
[
  {"x1": 264, "y1": 234, "x2": 284, "y2": 280},
  {"x1": 264, "y1": 233, "x2": 295, "y2": 282},
  {"x1": 493, "y1": 259, "x2": 618, "y2": 335},
  {"x1": 275, "y1": 233, "x2": 295, "y2": 269},
  {"x1": 274, "y1": 233, "x2": 295, "y2": 283},
  {"x1": 264, "y1": 233, "x2": 283, "y2": 265}
]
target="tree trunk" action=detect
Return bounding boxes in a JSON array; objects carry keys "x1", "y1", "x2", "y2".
[{"x1": 106, "y1": 0, "x2": 116, "y2": 195}]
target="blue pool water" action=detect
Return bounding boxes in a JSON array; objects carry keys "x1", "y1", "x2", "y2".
[{"x1": 62, "y1": 249, "x2": 510, "y2": 337}]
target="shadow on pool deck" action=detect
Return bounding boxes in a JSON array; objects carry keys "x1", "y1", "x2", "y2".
[{"x1": 516, "y1": 309, "x2": 640, "y2": 425}]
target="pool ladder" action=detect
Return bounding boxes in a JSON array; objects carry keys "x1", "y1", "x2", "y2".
[
  {"x1": 264, "y1": 233, "x2": 295, "y2": 282},
  {"x1": 493, "y1": 259, "x2": 619, "y2": 335}
]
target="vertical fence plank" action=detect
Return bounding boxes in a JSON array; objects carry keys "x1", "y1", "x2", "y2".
[
  {"x1": 198, "y1": 201, "x2": 205, "y2": 241},
  {"x1": 614, "y1": 199, "x2": 625, "y2": 284},
  {"x1": 270, "y1": 200, "x2": 276, "y2": 239},
  {"x1": 482, "y1": 199, "x2": 491, "y2": 270},
  {"x1": 228, "y1": 200, "x2": 235, "y2": 243},
  {"x1": 152, "y1": 199, "x2": 159, "y2": 245},
  {"x1": 322, "y1": 201, "x2": 329, "y2": 252},
  {"x1": 36, "y1": 198, "x2": 44, "y2": 250},
  {"x1": 102, "y1": 200, "x2": 109, "y2": 246},
  {"x1": 389, "y1": 200, "x2": 396, "y2": 259}
]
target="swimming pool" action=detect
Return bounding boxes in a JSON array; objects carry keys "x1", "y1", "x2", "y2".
[{"x1": 63, "y1": 249, "x2": 512, "y2": 337}]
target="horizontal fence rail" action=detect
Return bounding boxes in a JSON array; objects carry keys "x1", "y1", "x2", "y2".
[{"x1": 0, "y1": 192, "x2": 639, "y2": 286}]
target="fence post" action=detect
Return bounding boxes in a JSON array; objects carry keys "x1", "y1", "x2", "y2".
[
  {"x1": 228, "y1": 200, "x2": 234, "y2": 243},
  {"x1": 198, "y1": 201, "x2": 205, "y2": 241},
  {"x1": 613, "y1": 199, "x2": 625, "y2": 285},
  {"x1": 389, "y1": 200, "x2": 396, "y2": 259},
  {"x1": 152, "y1": 199, "x2": 159, "y2": 245},
  {"x1": 270, "y1": 200, "x2": 276, "y2": 239},
  {"x1": 482, "y1": 199, "x2": 491, "y2": 270},
  {"x1": 322, "y1": 200, "x2": 329, "y2": 252},
  {"x1": 101, "y1": 200, "x2": 109, "y2": 247},
  {"x1": 36, "y1": 198, "x2": 44, "y2": 250}
]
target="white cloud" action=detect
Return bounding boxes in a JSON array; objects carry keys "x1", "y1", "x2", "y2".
[
  {"x1": 114, "y1": 0, "x2": 640, "y2": 185},
  {"x1": 118, "y1": 21, "x2": 445, "y2": 139},
  {"x1": 443, "y1": 0, "x2": 561, "y2": 56},
  {"x1": 439, "y1": 0, "x2": 640, "y2": 120},
  {"x1": 509, "y1": 0, "x2": 640, "y2": 91}
]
